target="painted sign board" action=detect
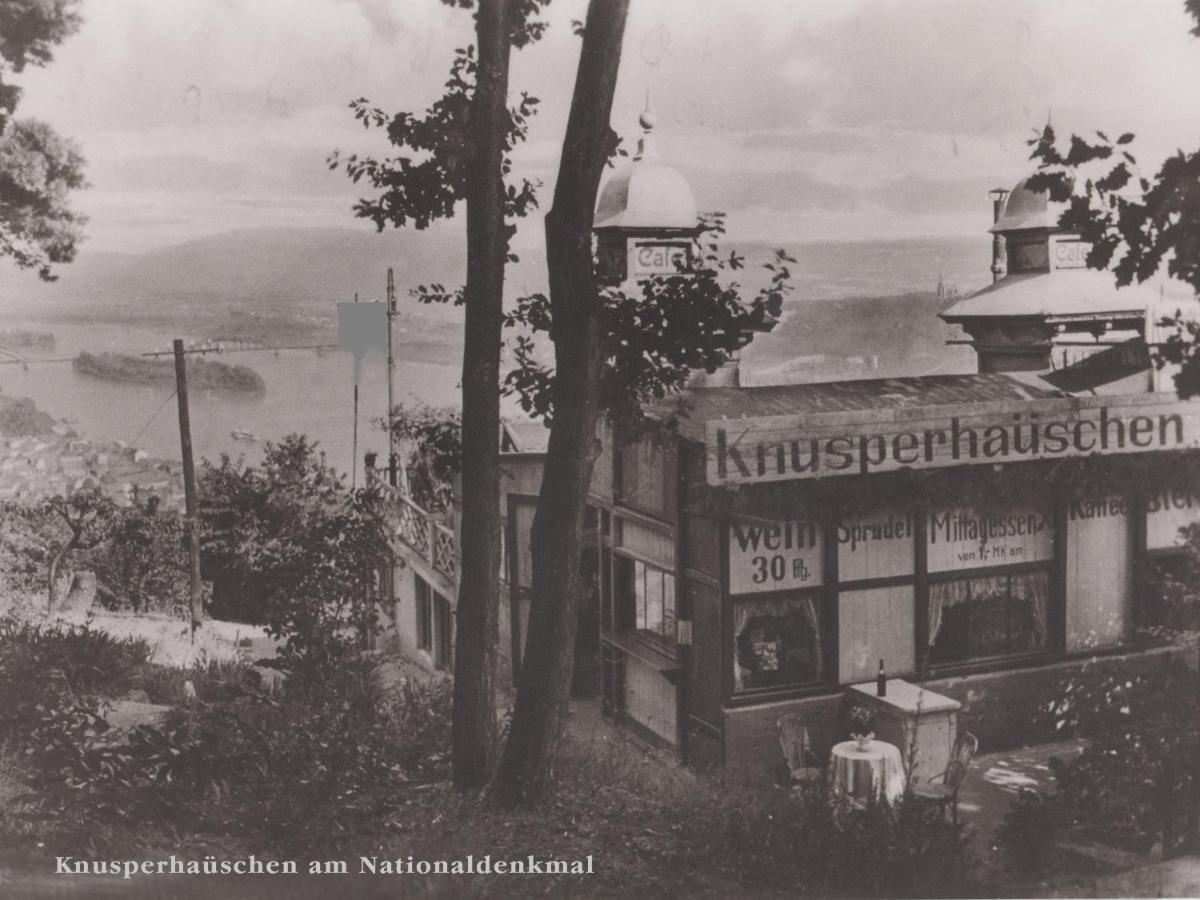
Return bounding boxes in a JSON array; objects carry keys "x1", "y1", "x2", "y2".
[
  {"x1": 1053, "y1": 239, "x2": 1090, "y2": 270},
  {"x1": 728, "y1": 516, "x2": 822, "y2": 595},
  {"x1": 705, "y1": 395, "x2": 1200, "y2": 487},
  {"x1": 1146, "y1": 486, "x2": 1200, "y2": 549},
  {"x1": 629, "y1": 240, "x2": 689, "y2": 277},
  {"x1": 927, "y1": 503, "x2": 1052, "y2": 573},
  {"x1": 837, "y1": 509, "x2": 914, "y2": 581}
]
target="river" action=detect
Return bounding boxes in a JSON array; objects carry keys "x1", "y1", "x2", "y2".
[{"x1": 0, "y1": 316, "x2": 461, "y2": 480}]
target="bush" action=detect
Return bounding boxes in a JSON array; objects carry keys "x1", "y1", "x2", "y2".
[
  {"x1": 1046, "y1": 662, "x2": 1200, "y2": 858},
  {"x1": 0, "y1": 615, "x2": 152, "y2": 744},
  {"x1": 996, "y1": 788, "x2": 1068, "y2": 876},
  {"x1": 673, "y1": 782, "x2": 974, "y2": 897}
]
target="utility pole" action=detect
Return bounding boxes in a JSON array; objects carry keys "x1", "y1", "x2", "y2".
[
  {"x1": 386, "y1": 267, "x2": 397, "y2": 487},
  {"x1": 173, "y1": 339, "x2": 204, "y2": 639},
  {"x1": 352, "y1": 292, "x2": 359, "y2": 490}
]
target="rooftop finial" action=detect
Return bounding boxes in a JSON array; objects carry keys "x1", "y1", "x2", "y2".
[
  {"x1": 635, "y1": 92, "x2": 659, "y2": 160},
  {"x1": 639, "y1": 90, "x2": 657, "y2": 131}
]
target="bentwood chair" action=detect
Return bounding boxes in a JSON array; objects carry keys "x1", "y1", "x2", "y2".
[
  {"x1": 777, "y1": 714, "x2": 824, "y2": 786},
  {"x1": 911, "y1": 730, "x2": 978, "y2": 824}
]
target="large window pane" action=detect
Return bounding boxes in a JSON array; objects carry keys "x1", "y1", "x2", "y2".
[
  {"x1": 644, "y1": 564, "x2": 664, "y2": 636},
  {"x1": 929, "y1": 572, "x2": 1048, "y2": 664},
  {"x1": 838, "y1": 585, "x2": 915, "y2": 684},
  {"x1": 733, "y1": 596, "x2": 823, "y2": 693}
]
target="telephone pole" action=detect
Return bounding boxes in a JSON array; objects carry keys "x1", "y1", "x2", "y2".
[
  {"x1": 351, "y1": 292, "x2": 360, "y2": 489},
  {"x1": 173, "y1": 339, "x2": 204, "y2": 638},
  {"x1": 386, "y1": 268, "x2": 397, "y2": 487}
]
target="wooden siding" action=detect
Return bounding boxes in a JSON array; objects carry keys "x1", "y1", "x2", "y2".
[
  {"x1": 1066, "y1": 496, "x2": 1131, "y2": 651},
  {"x1": 617, "y1": 516, "x2": 676, "y2": 569},
  {"x1": 624, "y1": 654, "x2": 677, "y2": 745},
  {"x1": 838, "y1": 585, "x2": 916, "y2": 684}
]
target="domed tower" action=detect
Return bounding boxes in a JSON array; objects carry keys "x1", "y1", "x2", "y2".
[
  {"x1": 941, "y1": 175, "x2": 1172, "y2": 381},
  {"x1": 594, "y1": 106, "x2": 700, "y2": 286}
]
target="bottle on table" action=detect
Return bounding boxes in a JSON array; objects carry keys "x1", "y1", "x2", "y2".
[{"x1": 876, "y1": 659, "x2": 886, "y2": 697}]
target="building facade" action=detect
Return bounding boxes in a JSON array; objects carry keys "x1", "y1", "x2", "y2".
[{"x1": 377, "y1": 135, "x2": 1200, "y2": 779}]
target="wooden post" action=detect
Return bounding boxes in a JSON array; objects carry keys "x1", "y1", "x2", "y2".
[
  {"x1": 173, "y1": 339, "x2": 204, "y2": 639},
  {"x1": 386, "y1": 268, "x2": 397, "y2": 487}
]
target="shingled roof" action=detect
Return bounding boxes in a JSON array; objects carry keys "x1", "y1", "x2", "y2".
[{"x1": 648, "y1": 373, "x2": 1066, "y2": 442}]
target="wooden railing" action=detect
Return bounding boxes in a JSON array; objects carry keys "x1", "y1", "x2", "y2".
[{"x1": 373, "y1": 475, "x2": 457, "y2": 583}]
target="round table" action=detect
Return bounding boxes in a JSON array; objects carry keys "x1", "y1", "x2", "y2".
[{"x1": 830, "y1": 739, "x2": 906, "y2": 806}]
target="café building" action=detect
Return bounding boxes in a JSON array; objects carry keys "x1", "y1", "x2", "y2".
[{"x1": 377, "y1": 116, "x2": 1200, "y2": 778}]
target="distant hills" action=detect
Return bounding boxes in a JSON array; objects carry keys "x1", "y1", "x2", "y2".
[{"x1": 0, "y1": 226, "x2": 992, "y2": 379}]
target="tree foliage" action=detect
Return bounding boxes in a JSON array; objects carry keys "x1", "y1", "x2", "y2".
[
  {"x1": 0, "y1": 0, "x2": 87, "y2": 281},
  {"x1": 91, "y1": 496, "x2": 189, "y2": 615},
  {"x1": 381, "y1": 401, "x2": 462, "y2": 512},
  {"x1": 197, "y1": 435, "x2": 391, "y2": 673},
  {"x1": 40, "y1": 487, "x2": 115, "y2": 610},
  {"x1": 504, "y1": 213, "x2": 792, "y2": 427},
  {"x1": 1026, "y1": 2, "x2": 1200, "y2": 398}
]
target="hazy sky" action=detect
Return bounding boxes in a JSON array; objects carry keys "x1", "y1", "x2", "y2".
[{"x1": 14, "y1": 0, "x2": 1200, "y2": 254}]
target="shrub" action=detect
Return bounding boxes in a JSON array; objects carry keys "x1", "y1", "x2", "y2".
[
  {"x1": 0, "y1": 615, "x2": 151, "y2": 743},
  {"x1": 1046, "y1": 662, "x2": 1200, "y2": 858},
  {"x1": 996, "y1": 788, "x2": 1068, "y2": 876},
  {"x1": 673, "y1": 781, "x2": 974, "y2": 897}
]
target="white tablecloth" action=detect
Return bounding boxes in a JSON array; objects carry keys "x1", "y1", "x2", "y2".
[{"x1": 830, "y1": 739, "x2": 906, "y2": 805}]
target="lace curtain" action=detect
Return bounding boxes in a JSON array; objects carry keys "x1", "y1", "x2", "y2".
[
  {"x1": 928, "y1": 572, "x2": 1050, "y2": 650},
  {"x1": 733, "y1": 597, "x2": 823, "y2": 691}
]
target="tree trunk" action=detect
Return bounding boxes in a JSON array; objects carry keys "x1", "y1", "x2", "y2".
[
  {"x1": 451, "y1": 0, "x2": 515, "y2": 791},
  {"x1": 47, "y1": 538, "x2": 76, "y2": 613},
  {"x1": 494, "y1": 0, "x2": 629, "y2": 807}
]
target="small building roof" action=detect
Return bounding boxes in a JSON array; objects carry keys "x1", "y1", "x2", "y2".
[
  {"x1": 990, "y1": 175, "x2": 1068, "y2": 234},
  {"x1": 501, "y1": 420, "x2": 551, "y2": 453},
  {"x1": 649, "y1": 374, "x2": 1065, "y2": 442},
  {"x1": 594, "y1": 109, "x2": 697, "y2": 232},
  {"x1": 940, "y1": 269, "x2": 1170, "y2": 323}
]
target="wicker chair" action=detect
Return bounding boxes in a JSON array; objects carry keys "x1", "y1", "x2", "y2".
[
  {"x1": 911, "y1": 730, "x2": 978, "y2": 824},
  {"x1": 777, "y1": 714, "x2": 824, "y2": 786}
]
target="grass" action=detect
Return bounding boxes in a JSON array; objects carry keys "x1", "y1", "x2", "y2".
[{"x1": 0, "y1": 617, "x2": 976, "y2": 897}]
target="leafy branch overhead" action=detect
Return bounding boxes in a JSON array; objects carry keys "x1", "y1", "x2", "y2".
[
  {"x1": 503, "y1": 214, "x2": 795, "y2": 425},
  {"x1": 328, "y1": 46, "x2": 541, "y2": 233},
  {"x1": 1026, "y1": 2, "x2": 1200, "y2": 399},
  {"x1": 0, "y1": 0, "x2": 87, "y2": 281}
]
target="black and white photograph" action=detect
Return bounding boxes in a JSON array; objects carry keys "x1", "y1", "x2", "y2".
[{"x1": 2, "y1": 0, "x2": 1200, "y2": 896}]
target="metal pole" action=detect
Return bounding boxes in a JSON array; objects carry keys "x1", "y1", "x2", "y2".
[
  {"x1": 173, "y1": 339, "x2": 204, "y2": 640},
  {"x1": 352, "y1": 292, "x2": 359, "y2": 490},
  {"x1": 386, "y1": 268, "x2": 397, "y2": 487}
]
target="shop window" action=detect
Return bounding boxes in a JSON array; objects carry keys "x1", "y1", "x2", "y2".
[
  {"x1": 733, "y1": 597, "x2": 823, "y2": 693},
  {"x1": 928, "y1": 571, "x2": 1049, "y2": 664},
  {"x1": 616, "y1": 555, "x2": 676, "y2": 646}
]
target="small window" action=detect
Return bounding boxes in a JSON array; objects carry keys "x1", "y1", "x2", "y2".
[
  {"x1": 617, "y1": 555, "x2": 676, "y2": 646},
  {"x1": 415, "y1": 576, "x2": 433, "y2": 652},
  {"x1": 733, "y1": 596, "x2": 824, "y2": 693}
]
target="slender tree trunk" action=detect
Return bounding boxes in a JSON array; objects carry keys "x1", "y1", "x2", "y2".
[
  {"x1": 47, "y1": 542, "x2": 71, "y2": 612},
  {"x1": 494, "y1": 0, "x2": 629, "y2": 807},
  {"x1": 451, "y1": 0, "x2": 515, "y2": 791}
]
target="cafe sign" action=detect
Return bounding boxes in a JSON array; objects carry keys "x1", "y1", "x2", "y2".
[
  {"x1": 728, "y1": 516, "x2": 822, "y2": 594},
  {"x1": 706, "y1": 394, "x2": 1200, "y2": 487},
  {"x1": 629, "y1": 240, "x2": 689, "y2": 277}
]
